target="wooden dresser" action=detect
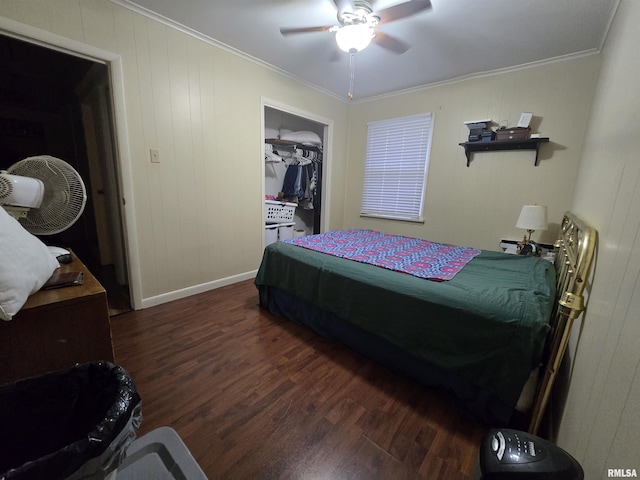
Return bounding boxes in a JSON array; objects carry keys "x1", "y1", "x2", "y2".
[{"x1": 0, "y1": 252, "x2": 113, "y2": 384}]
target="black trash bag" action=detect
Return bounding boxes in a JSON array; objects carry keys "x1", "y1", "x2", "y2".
[{"x1": 0, "y1": 362, "x2": 142, "y2": 480}]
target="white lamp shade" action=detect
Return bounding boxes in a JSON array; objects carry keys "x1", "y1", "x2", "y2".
[
  {"x1": 335, "y1": 24, "x2": 375, "y2": 52},
  {"x1": 516, "y1": 205, "x2": 548, "y2": 231}
]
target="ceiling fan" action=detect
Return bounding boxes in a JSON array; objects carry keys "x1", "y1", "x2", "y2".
[{"x1": 280, "y1": 0, "x2": 433, "y2": 55}]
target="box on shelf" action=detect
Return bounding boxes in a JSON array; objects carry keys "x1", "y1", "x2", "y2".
[
  {"x1": 495, "y1": 127, "x2": 531, "y2": 141},
  {"x1": 265, "y1": 200, "x2": 297, "y2": 224},
  {"x1": 481, "y1": 131, "x2": 495, "y2": 142},
  {"x1": 465, "y1": 120, "x2": 491, "y2": 142}
]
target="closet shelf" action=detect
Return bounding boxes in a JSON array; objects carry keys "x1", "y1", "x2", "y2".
[
  {"x1": 265, "y1": 138, "x2": 322, "y2": 153},
  {"x1": 265, "y1": 138, "x2": 297, "y2": 146}
]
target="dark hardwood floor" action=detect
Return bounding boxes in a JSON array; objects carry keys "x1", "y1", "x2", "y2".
[{"x1": 110, "y1": 279, "x2": 487, "y2": 479}]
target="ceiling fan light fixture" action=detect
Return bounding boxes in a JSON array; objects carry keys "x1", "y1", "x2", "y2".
[{"x1": 335, "y1": 24, "x2": 375, "y2": 52}]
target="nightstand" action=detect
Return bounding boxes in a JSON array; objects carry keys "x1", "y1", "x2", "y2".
[
  {"x1": 0, "y1": 251, "x2": 113, "y2": 384},
  {"x1": 500, "y1": 239, "x2": 555, "y2": 262}
]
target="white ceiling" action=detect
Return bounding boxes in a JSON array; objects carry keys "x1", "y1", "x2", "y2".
[{"x1": 115, "y1": 0, "x2": 619, "y2": 101}]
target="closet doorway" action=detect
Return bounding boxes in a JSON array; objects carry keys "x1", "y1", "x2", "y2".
[{"x1": 262, "y1": 101, "x2": 332, "y2": 243}]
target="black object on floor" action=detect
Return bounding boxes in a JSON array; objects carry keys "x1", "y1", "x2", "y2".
[{"x1": 478, "y1": 428, "x2": 584, "y2": 479}]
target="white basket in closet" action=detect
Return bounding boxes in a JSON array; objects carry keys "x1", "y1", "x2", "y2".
[
  {"x1": 278, "y1": 223, "x2": 295, "y2": 241},
  {"x1": 265, "y1": 200, "x2": 297, "y2": 224},
  {"x1": 265, "y1": 224, "x2": 279, "y2": 246}
]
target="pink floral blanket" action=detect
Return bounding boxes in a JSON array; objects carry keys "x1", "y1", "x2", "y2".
[{"x1": 284, "y1": 229, "x2": 481, "y2": 281}]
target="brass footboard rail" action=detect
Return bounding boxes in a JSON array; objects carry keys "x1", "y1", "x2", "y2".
[{"x1": 528, "y1": 211, "x2": 597, "y2": 435}]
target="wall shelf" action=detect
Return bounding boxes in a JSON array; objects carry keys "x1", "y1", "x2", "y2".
[{"x1": 458, "y1": 137, "x2": 550, "y2": 167}]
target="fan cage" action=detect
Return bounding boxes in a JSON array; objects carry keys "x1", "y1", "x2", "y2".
[
  {"x1": 0, "y1": 174, "x2": 13, "y2": 200},
  {"x1": 7, "y1": 155, "x2": 87, "y2": 235}
]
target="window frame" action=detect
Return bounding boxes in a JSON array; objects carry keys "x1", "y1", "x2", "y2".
[{"x1": 360, "y1": 112, "x2": 434, "y2": 223}]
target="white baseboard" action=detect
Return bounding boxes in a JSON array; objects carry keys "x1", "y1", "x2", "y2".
[{"x1": 139, "y1": 270, "x2": 257, "y2": 309}]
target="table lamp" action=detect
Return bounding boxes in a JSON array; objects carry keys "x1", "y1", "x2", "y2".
[{"x1": 516, "y1": 205, "x2": 548, "y2": 252}]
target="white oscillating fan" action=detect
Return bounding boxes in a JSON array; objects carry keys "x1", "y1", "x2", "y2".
[{"x1": 0, "y1": 155, "x2": 87, "y2": 235}]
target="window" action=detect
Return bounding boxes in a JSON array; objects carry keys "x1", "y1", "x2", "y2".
[{"x1": 361, "y1": 113, "x2": 433, "y2": 222}]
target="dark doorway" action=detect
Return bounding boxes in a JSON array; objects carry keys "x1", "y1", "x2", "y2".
[{"x1": 0, "y1": 34, "x2": 130, "y2": 315}]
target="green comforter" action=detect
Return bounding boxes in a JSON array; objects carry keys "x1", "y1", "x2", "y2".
[{"x1": 255, "y1": 240, "x2": 556, "y2": 408}]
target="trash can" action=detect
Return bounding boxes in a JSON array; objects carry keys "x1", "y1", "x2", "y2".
[{"x1": 0, "y1": 362, "x2": 142, "y2": 480}]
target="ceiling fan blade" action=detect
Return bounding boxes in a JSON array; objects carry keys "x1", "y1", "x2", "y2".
[
  {"x1": 280, "y1": 26, "x2": 334, "y2": 36},
  {"x1": 333, "y1": 0, "x2": 356, "y2": 15},
  {"x1": 376, "y1": 0, "x2": 432, "y2": 25},
  {"x1": 373, "y1": 30, "x2": 410, "y2": 54}
]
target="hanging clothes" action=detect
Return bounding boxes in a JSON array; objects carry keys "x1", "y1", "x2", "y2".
[
  {"x1": 279, "y1": 144, "x2": 322, "y2": 227},
  {"x1": 282, "y1": 163, "x2": 306, "y2": 201},
  {"x1": 264, "y1": 143, "x2": 283, "y2": 163},
  {"x1": 313, "y1": 161, "x2": 322, "y2": 234}
]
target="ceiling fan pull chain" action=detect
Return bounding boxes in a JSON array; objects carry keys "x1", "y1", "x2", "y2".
[{"x1": 348, "y1": 51, "x2": 356, "y2": 100}]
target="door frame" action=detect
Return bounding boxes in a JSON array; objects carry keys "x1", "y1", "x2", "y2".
[
  {"x1": 77, "y1": 68, "x2": 127, "y2": 285},
  {"x1": 0, "y1": 17, "x2": 143, "y2": 309}
]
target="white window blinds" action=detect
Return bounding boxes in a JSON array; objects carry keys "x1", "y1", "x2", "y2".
[{"x1": 361, "y1": 113, "x2": 433, "y2": 222}]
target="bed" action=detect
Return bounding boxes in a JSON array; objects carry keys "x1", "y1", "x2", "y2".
[{"x1": 254, "y1": 212, "x2": 596, "y2": 433}]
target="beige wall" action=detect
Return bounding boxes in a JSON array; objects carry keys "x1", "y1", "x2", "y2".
[
  {"x1": 3, "y1": 0, "x2": 639, "y2": 475},
  {"x1": 0, "y1": 0, "x2": 350, "y2": 306},
  {"x1": 345, "y1": 56, "x2": 601, "y2": 251},
  {"x1": 557, "y1": 0, "x2": 640, "y2": 476}
]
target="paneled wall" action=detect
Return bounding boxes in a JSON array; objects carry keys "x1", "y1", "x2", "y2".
[
  {"x1": 557, "y1": 0, "x2": 640, "y2": 476},
  {"x1": 0, "y1": 0, "x2": 350, "y2": 307},
  {"x1": 346, "y1": 56, "x2": 601, "y2": 251},
  {"x1": 2, "y1": 0, "x2": 639, "y2": 477}
]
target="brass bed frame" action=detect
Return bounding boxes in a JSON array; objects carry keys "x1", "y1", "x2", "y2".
[{"x1": 528, "y1": 211, "x2": 597, "y2": 434}]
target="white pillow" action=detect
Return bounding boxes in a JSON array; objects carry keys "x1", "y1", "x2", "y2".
[
  {"x1": 0, "y1": 207, "x2": 59, "y2": 320},
  {"x1": 279, "y1": 130, "x2": 322, "y2": 147}
]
